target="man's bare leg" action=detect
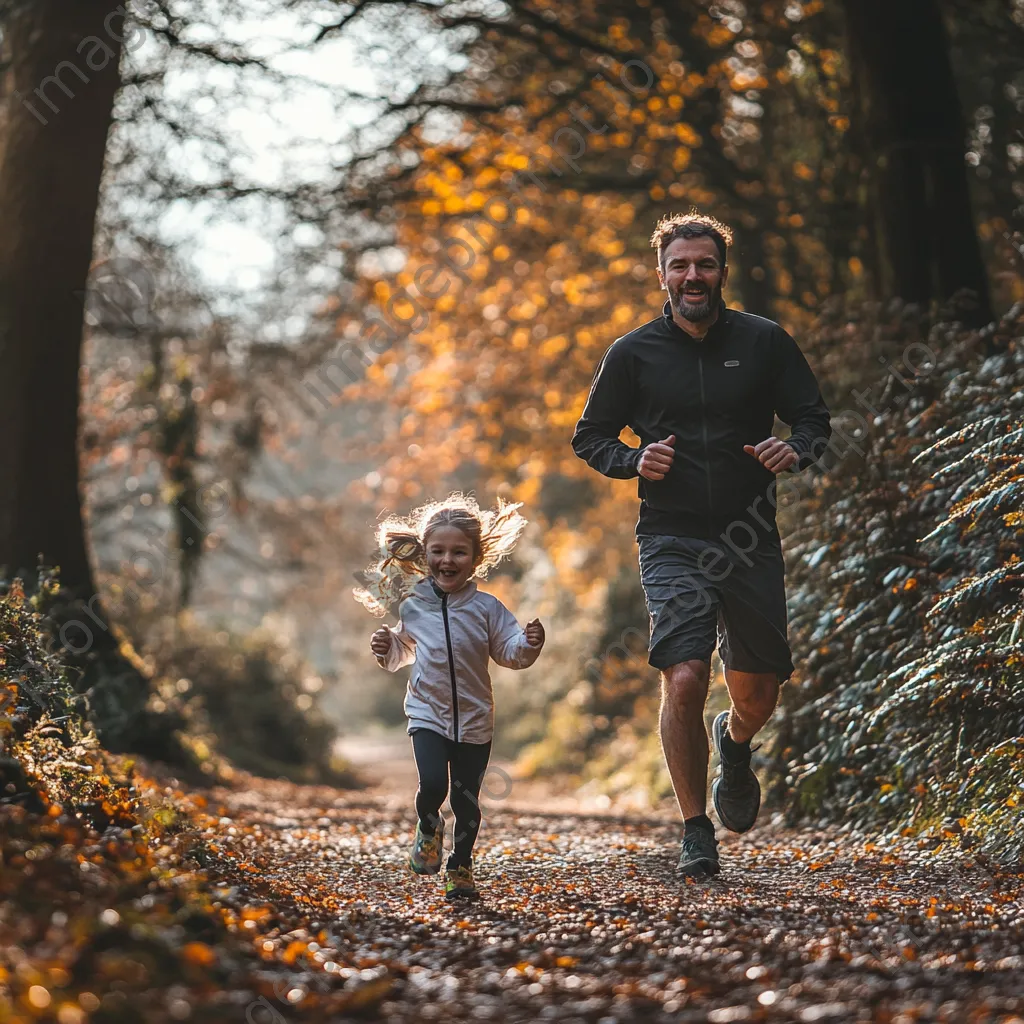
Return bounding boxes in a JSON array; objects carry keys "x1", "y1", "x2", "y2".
[
  {"x1": 659, "y1": 659, "x2": 712, "y2": 819},
  {"x1": 709, "y1": 668, "x2": 780, "y2": 834},
  {"x1": 722, "y1": 669, "x2": 780, "y2": 743}
]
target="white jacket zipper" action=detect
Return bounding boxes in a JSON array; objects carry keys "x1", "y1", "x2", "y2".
[{"x1": 439, "y1": 591, "x2": 460, "y2": 742}]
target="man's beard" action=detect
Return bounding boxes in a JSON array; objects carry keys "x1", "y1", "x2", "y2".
[{"x1": 671, "y1": 281, "x2": 721, "y2": 322}]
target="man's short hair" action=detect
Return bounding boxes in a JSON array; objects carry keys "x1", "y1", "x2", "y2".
[{"x1": 650, "y1": 211, "x2": 734, "y2": 270}]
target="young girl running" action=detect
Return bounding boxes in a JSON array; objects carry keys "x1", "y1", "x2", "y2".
[{"x1": 354, "y1": 493, "x2": 545, "y2": 901}]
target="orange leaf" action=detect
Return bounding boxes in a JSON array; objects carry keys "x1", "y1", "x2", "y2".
[{"x1": 182, "y1": 942, "x2": 216, "y2": 966}]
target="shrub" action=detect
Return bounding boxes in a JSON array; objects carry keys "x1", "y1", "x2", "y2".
[
  {"x1": 1, "y1": 570, "x2": 180, "y2": 824},
  {"x1": 139, "y1": 614, "x2": 353, "y2": 785},
  {"x1": 776, "y1": 302, "x2": 1024, "y2": 861},
  {"x1": 2, "y1": 568, "x2": 350, "y2": 787}
]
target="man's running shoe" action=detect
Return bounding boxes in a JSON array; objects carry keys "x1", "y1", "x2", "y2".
[
  {"x1": 677, "y1": 828, "x2": 720, "y2": 879},
  {"x1": 408, "y1": 820, "x2": 443, "y2": 875},
  {"x1": 444, "y1": 863, "x2": 479, "y2": 901},
  {"x1": 711, "y1": 710, "x2": 761, "y2": 833}
]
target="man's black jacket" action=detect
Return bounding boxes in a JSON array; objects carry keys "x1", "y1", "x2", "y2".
[{"x1": 571, "y1": 300, "x2": 832, "y2": 540}]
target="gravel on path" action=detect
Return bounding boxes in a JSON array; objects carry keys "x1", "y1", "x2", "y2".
[{"x1": 202, "y1": 773, "x2": 1024, "y2": 1024}]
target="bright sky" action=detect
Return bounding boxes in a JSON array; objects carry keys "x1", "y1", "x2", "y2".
[{"x1": 132, "y1": 6, "x2": 413, "y2": 306}]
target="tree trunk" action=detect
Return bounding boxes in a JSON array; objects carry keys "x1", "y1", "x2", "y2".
[
  {"x1": 0, "y1": 0, "x2": 124, "y2": 591},
  {"x1": 0, "y1": 4, "x2": 181, "y2": 759},
  {"x1": 841, "y1": 0, "x2": 993, "y2": 323}
]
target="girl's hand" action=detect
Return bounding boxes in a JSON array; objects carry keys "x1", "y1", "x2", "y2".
[
  {"x1": 525, "y1": 618, "x2": 545, "y2": 648},
  {"x1": 370, "y1": 625, "x2": 393, "y2": 657}
]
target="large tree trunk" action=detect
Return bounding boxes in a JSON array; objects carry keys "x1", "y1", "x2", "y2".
[
  {"x1": 0, "y1": 0, "x2": 123, "y2": 591},
  {"x1": 0, "y1": 3, "x2": 182, "y2": 759},
  {"x1": 842, "y1": 0, "x2": 993, "y2": 323}
]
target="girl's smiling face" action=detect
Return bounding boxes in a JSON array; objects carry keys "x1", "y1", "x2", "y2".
[{"x1": 425, "y1": 525, "x2": 480, "y2": 592}]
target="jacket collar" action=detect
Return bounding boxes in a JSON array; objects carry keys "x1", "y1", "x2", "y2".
[
  {"x1": 661, "y1": 298, "x2": 729, "y2": 344},
  {"x1": 413, "y1": 576, "x2": 479, "y2": 607}
]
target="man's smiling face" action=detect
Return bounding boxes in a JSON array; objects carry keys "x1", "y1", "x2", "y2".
[{"x1": 658, "y1": 235, "x2": 729, "y2": 323}]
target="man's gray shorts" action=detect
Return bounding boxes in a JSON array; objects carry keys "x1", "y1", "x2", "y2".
[{"x1": 638, "y1": 532, "x2": 794, "y2": 681}]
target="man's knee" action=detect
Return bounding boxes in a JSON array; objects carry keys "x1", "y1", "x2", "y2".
[{"x1": 661, "y1": 661, "x2": 711, "y2": 711}]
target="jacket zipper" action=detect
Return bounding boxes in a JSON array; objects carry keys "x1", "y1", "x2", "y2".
[
  {"x1": 697, "y1": 350, "x2": 714, "y2": 535},
  {"x1": 439, "y1": 591, "x2": 460, "y2": 742}
]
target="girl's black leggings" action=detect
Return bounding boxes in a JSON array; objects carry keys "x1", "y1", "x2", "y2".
[{"x1": 410, "y1": 728, "x2": 492, "y2": 869}]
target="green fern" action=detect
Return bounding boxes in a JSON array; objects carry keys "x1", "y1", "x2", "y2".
[{"x1": 775, "y1": 305, "x2": 1024, "y2": 862}]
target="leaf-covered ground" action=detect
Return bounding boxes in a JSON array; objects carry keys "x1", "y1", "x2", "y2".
[
  {"x1": 5, "y1": 733, "x2": 1024, "y2": 1023},
  {"x1": 194, "y1": 750, "x2": 1024, "y2": 1024}
]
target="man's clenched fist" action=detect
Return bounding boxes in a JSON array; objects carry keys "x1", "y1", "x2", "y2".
[
  {"x1": 743, "y1": 437, "x2": 798, "y2": 474},
  {"x1": 638, "y1": 434, "x2": 676, "y2": 481}
]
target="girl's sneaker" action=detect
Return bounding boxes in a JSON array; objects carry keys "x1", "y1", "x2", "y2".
[
  {"x1": 408, "y1": 821, "x2": 443, "y2": 874},
  {"x1": 444, "y1": 863, "x2": 479, "y2": 901}
]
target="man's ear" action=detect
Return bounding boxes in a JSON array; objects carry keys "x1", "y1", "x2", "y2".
[
  {"x1": 656, "y1": 264, "x2": 666, "y2": 290},
  {"x1": 721, "y1": 263, "x2": 730, "y2": 290}
]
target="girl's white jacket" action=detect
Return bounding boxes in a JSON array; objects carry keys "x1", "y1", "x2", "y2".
[{"x1": 376, "y1": 577, "x2": 541, "y2": 744}]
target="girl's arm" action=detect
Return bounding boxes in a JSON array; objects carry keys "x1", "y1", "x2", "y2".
[
  {"x1": 488, "y1": 601, "x2": 544, "y2": 670},
  {"x1": 372, "y1": 620, "x2": 417, "y2": 672}
]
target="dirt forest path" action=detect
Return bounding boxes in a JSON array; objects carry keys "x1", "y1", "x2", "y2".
[{"x1": 199, "y1": 732, "x2": 1024, "y2": 1023}]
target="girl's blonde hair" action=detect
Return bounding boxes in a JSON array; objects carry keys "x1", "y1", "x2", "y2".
[{"x1": 353, "y1": 492, "x2": 528, "y2": 615}]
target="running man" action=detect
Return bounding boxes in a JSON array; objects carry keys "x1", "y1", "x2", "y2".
[{"x1": 571, "y1": 212, "x2": 832, "y2": 878}]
